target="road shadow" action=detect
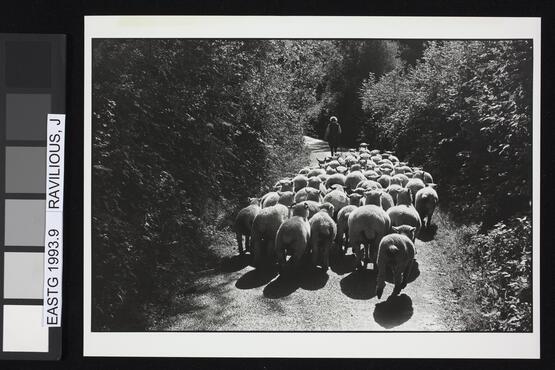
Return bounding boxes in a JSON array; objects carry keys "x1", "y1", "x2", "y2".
[
  {"x1": 418, "y1": 224, "x2": 438, "y2": 242},
  {"x1": 330, "y1": 252, "x2": 357, "y2": 275},
  {"x1": 221, "y1": 253, "x2": 252, "y2": 273},
  {"x1": 299, "y1": 267, "x2": 330, "y2": 291},
  {"x1": 235, "y1": 266, "x2": 278, "y2": 290},
  {"x1": 263, "y1": 274, "x2": 301, "y2": 299},
  {"x1": 373, "y1": 294, "x2": 414, "y2": 329},
  {"x1": 384, "y1": 260, "x2": 421, "y2": 285},
  {"x1": 340, "y1": 269, "x2": 378, "y2": 300}
]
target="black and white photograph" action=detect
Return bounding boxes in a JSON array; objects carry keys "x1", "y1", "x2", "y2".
[{"x1": 83, "y1": 16, "x2": 540, "y2": 358}]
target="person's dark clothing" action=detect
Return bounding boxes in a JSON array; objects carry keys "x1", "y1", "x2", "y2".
[{"x1": 325, "y1": 121, "x2": 342, "y2": 155}]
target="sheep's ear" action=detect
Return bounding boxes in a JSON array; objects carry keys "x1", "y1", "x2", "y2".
[
  {"x1": 392, "y1": 226, "x2": 400, "y2": 232},
  {"x1": 408, "y1": 226, "x2": 416, "y2": 232},
  {"x1": 303, "y1": 202, "x2": 309, "y2": 209},
  {"x1": 428, "y1": 183, "x2": 437, "y2": 188}
]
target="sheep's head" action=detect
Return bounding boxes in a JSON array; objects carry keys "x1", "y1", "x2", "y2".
[
  {"x1": 348, "y1": 193, "x2": 363, "y2": 205},
  {"x1": 396, "y1": 188, "x2": 412, "y2": 206},
  {"x1": 392, "y1": 225, "x2": 416, "y2": 241},
  {"x1": 319, "y1": 202, "x2": 335, "y2": 216},
  {"x1": 248, "y1": 197, "x2": 260, "y2": 206},
  {"x1": 364, "y1": 190, "x2": 382, "y2": 206},
  {"x1": 291, "y1": 202, "x2": 310, "y2": 218},
  {"x1": 330, "y1": 184, "x2": 345, "y2": 192},
  {"x1": 280, "y1": 180, "x2": 294, "y2": 192}
]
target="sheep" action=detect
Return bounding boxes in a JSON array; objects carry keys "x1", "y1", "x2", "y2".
[
  {"x1": 278, "y1": 179, "x2": 294, "y2": 192},
  {"x1": 405, "y1": 178, "x2": 426, "y2": 203},
  {"x1": 335, "y1": 193, "x2": 363, "y2": 253},
  {"x1": 326, "y1": 166, "x2": 337, "y2": 175},
  {"x1": 375, "y1": 225, "x2": 416, "y2": 299},
  {"x1": 386, "y1": 184, "x2": 404, "y2": 205},
  {"x1": 356, "y1": 180, "x2": 382, "y2": 191},
  {"x1": 336, "y1": 165, "x2": 349, "y2": 175},
  {"x1": 348, "y1": 204, "x2": 391, "y2": 269},
  {"x1": 392, "y1": 173, "x2": 410, "y2": 187},
  {"x1": 363, "y1": 189, "x2": 394, "y2": 211},
  {"x1": 308, "y1": 203, "x2": 337, "y2": 270},
  {"x1": 307, "y1": 168, "x2": 325, "y2": 178},
  {"x1": 363, "y1": 170, "x2": 380, "y2": 181},
  {"x1": 251, "y1": 203, "x2": 289, "y2": 267},
  {"x1": 386, "y1": 188, "x2": 421, "y2": 242},
  {"x1": 328, "y1": 160, "x2": 340, "y2": 169},
  {"x1": 415, "y1": 184, "x2": 439, "y2": 229},
  {"x1": 261, "y1": 191, "x2": 280, "y2": 208},
  {"x1": 350, "y1": 163, "x2": 362, "y2": 172},
  {"x1": 277, "y1": 191, "x2": 295, "y2": 207},
  {"x1": 389, "y1": 175, "x2": 403, "y2": 186},
  {"x1": 377, "y1": 174, "x2": 391, "y2": 189},
  {"x1": 325, "y1": 173, "x2": 347, "y2": 189},
  {"x1": 323, "y1": 188, "x2": 349, "y2": 219},
  {"x1": 294, "y1": 187, "x2": 321, "y2": 203},
  {"x1": 275, "y1": 202, "x2": 311, "y2": 274},
  {"x1": 345, "y1": 170, "x2": 366, "y2": 191},
  {"x1": 233, "y1": 197, "x2": 261, "y2": 254},
  {"x1": 414, "y1": 170, "x2": 434, "y2": 185},
  {"x1": 317, "y1": 173, "x2": 329, "y2": 184},
  {"x1": 292, "y1": 174, "x2": 309, "y2": 192},
  {"x1": 298, "y1": 167, "x2": 311, "y2": 175},
  {"x1": 295, "y1": 200, "x2": 321, "y2": 220},
  {"x1": 307, "y1": 176, "x2": 322, "y2": 190}
]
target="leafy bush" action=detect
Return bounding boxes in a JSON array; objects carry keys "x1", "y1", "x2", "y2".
[{"x1": 462, "y1": 216, "x2": 532, "y2": 331}]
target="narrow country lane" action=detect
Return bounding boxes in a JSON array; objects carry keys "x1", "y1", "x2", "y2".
[{"x1": 152, "y1": 137, "x2": 464, "y2": 332}]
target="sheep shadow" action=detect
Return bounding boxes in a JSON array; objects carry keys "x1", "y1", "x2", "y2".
[
  {"x1": 235, "y1": 266, "x2": 278, "y2": 290},
  {"x1": 330, "y1": 252, "x2": 357, "y2": 275},
  {"x1": 339, "y1": 269, "x2": 378, "y2": 300},
  {"x1": 221, "y1": 253, "x2": 252, "y2": 273},
  {"x1": 384, "y1": 260, "x2": 421, "y2": 285},
  {"x1": 263, "y1": 273, "x2": 301, "y2": 299},
  {"x1": 373, "y1": 294, "x2": 414, "y2": 329},
  {"x1": 299, "y1": 267, "x2": 330, "y2": 291},
  {"x1": 417, "y1": 224, "x2": 438, "y2": 242}
]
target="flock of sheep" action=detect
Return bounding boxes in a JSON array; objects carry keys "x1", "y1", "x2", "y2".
[{"x1": 234, "y1": 143, "x2": 438, "y2": 299}]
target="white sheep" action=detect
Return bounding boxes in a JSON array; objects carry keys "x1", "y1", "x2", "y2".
[
  {"x1": 309, "y1": 203, "x2": 337, "y2": 270},
  {"x1": 336, "y1": 193, "x2": 363, "y2": 253},
  {"x1": 278, "y1": 179, "x2": 294, "y2": 192},
  {"x1": 392, "y1": 173, "x2": 409, "y2": 187},
  {"x1": 325, "y1": 173, "x2": 347, "y2": 189},
  {"x1": 405, "y1": 178, "x2": 426, "y2": 203},
  {"x1": 376, "y1": 225, "x2": 416, "y2": 299},
  {"x1": 292, "y1": 174, "x2": 309, "y2": 192},
  {"x1": 261, "y1": 191, "x2": 280, "y2": 208},
  {"x1": 363, "y1": 189, "x2": 394, "y2": 211},
  {"x1": 386, "y1": 188, "x2": 421, "y2": 242},
  {"x1": 275, "y1": 202, "x2": 311, "y2": 274},
  {"x1": 277, "y1": 191, "x2": 295, "y2": 207},
  {"x1": 348, "y1": 204, "x2": 391, "y2": 269},
  {"x1": 345, "y1": 170, "x2": 366, "y2": 191},
  {"x1": 233, "y1": 197, "x2": 261, "y2": 254},
  {"x1": 386, "y1": 184, "x2": 404, "y2": 205},
  {"x1": 377, "y1": 174, "x2": 391, "y2": 189},
  {"x1": 294, "y1": 187, "x2": 321, "y2": 203},
  {"x1": 307, "y1": 168, "x2": 325, "y2": 178},
  {"x1": 414, "y1": 170, "x2": 434, "y2": 185},
  {"x1": 323, "y1": 188, "x2": 349, "y2": 219},
  {"x1": 415, "y1": 184, "x2": 439, "y2": 229},
  {"x1": 356, "y1": 180, "x2": 382, "y2": 191},
  {"x1": 251, "y1": 203, "x2": 289, "y2": 267}
]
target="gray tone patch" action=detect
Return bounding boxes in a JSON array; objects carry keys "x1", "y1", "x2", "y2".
[
  {"x1": 5, "y1": 147, "x2": 46, "y2": 193},
  {"x1": 4, "y1": 199, "x2": 45, "y2": 246},
  {"x1": 6, "y1": 94, "x2": 51, "y2": 140},
  {"x1": 3, "y1": 252, "x2": 43, "y2": 299}
]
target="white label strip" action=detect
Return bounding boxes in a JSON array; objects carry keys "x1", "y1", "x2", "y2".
[{"x1": 43, "y1": 114, "x2": 65, "y2": 327}]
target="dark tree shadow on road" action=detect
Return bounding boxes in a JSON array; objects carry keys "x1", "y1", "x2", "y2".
[
  {"x1": 263, "y1": 274, "x2": 301, "y2": 299},
  {"x1": 330, "y1": 252, "x2": 357, "y2": 275},
  {"x1": 384, "y1": 260, "x2": 421, "y2": 285},
  {"x1": 373, "y1": 294, "x2": 414, "y2": 329},
  {"x1": 417, "y1": 224, "x2": 438, "y2": 242},
  {"x1": 340, "y1": 269, "x2": 378, "y2": 300},
  {"x1": 221, "y1": 253, "x2": 252, "y2": 273},
  {"x1": 235, "y1": 267, "x2": 278, "y2": 290},
  {"x1": 299, "y1": 267, "x2": 329, "y2": 290}
]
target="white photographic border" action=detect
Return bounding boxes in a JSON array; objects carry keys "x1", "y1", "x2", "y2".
[{"x1": 83, "y1": 16, "x2": 541, "y2": 358}]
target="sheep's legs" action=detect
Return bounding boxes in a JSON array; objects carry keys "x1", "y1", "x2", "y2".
[
  {"x1": 392, "y1": 266, "x2": 404, "y2": 296},
  {"x1": 236, "y1": 233, "x2": 244, "y2": 255},
  {"x1": 245, "y1": 235, "x2": 251, "y2": 253},
  {"x1": 251, "y1": 237, "x2": 262, "y2": 268},
  {"x1": 376, "y1": 260, "x2": 387, "y2": 299},
  {"x1": 321, "y1": 243, "x2": 330, "y2": 270},
  {"x1": 400, "y1": 259, "x2": 415, "y2": 289}
]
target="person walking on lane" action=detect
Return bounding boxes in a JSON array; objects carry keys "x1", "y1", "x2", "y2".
[{"x1": 324, "y1": 116, "x2": 342, "y2": 156}]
